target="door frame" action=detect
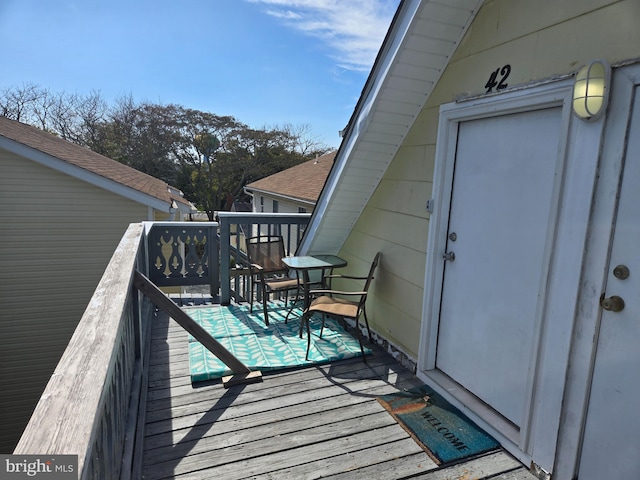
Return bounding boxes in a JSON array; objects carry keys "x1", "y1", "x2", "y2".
[
  {"x1": 552, "y1": 61, "x2": 640, "y2": 480},
  {"x1": 417, "y1": 77, "x2": 608, "y2": 470}
]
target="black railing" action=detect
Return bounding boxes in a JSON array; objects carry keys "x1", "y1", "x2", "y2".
[
  {"x1": 146, "y1": 222, "x2": 220, "y2": 296},
  {"x1": 217, "y1": 212, "x2": 311, "y2": 304}
]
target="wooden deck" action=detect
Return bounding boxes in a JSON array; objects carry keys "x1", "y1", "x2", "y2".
[{"x1": 142, "y1": 298, "x2": 537, "y2": 479}]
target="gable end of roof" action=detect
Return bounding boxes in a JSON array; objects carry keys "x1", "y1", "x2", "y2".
[{"x1": 299, "y1": 0, "x2": 483, "y2": 254}]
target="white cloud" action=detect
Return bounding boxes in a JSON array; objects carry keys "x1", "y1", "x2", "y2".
[{"x1": 247, "y1": 0, "x2": 399, "y2": 72}]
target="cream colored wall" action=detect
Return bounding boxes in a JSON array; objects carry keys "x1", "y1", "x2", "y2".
[
  {"x1": 338, "y1": 0, "x2": 640, "y2": 358},
  {"x1": 0, "y1": 150, "x2": 149, "y2": 453},
  {"x1": 254, "y1": 193, "x2": 311, "y2": 214}
]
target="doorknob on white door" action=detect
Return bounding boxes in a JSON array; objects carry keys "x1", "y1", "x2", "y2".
[
  {"x1": 613, "y1": 265, "x2": 630, "y2": 279},
  {"x1": 601, "y1": 295, "x2": 625, "y2": 312},
  {"x1": 443, "y1": 251, "x2": 455, "y2": 262}
]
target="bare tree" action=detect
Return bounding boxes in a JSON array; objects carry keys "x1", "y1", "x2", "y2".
[
  {"x1": 30, "y1": 88, "x2": 57, "y2": 130},
  {"x1": 277, "y1": 122, "x2": 334, "y2": 156},
  {"x1": 0, "y1": 83, "x2": 46, "y2": 123}
]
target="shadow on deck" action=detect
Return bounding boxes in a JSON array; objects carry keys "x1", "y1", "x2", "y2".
[{"x1": 142, "y1": 295, "x2": 536, "y2": 479}]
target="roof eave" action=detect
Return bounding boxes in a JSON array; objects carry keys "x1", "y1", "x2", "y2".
[
  {"x1": 298, "y1": 0, "x2": 484, "y2": 255},
  {"x1": 0, "y1": 136, "x2": 175, "y2": 213}
]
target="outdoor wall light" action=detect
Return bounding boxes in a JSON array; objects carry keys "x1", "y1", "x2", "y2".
[{"x1": 572, "y1": 60, "x2": 611, "y2": 121}]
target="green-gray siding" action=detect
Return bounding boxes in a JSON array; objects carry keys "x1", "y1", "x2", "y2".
[{"x1": 0, "y1": 150, "x2": 149, "y2": 452}]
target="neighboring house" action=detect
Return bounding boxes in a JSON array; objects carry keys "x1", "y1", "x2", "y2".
[
  {"x1": 299, "y1": 1, "x2": 640, "y2": 478},
  {"x1": 0, "y1": 116, "x2": 195, "y2": 452},
  {"x1": 244, "y1": 150, "x2": 336, "y2": 214}
]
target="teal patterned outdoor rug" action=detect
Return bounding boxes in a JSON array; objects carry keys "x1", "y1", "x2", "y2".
[
  {"x1": 377, "y1": 386, "x2": 500, "y2": 465},
  {"x1": 186, "y1": 302, "x2": 370, "y2": 383}
]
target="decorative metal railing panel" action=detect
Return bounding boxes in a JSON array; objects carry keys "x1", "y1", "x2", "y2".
[{"x1": 146, "y1": 222, "x2": 220, "y2": 294}]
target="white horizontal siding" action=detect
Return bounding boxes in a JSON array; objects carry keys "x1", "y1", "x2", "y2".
[
  {"x1": 419, "y1": 1, "x2": 477, "y2": 25},
  {"x1": 404, "y1": 34, "x2": 456, "y2": 56},
  {"x1": 379, "y1": 86, "x2": 427, "y2": 107},
  {"x1": 255, "y1": 194, "x2": 310, "y2": 214},
  {"x1": 413, "y1": 18, "x2": 466, "y2": 42},
  {"x1": 397, "y1": 48, "x2": 448, "y2": 69},
  {"x1": 340, "y1": 176, "x2": 384, "y2": 189},
  {"x1": 0, "y1": 149, "x2": 149, "y2": 453},
  {"x1": 367, "y1": 119, "x2": 409, "y2": 137},
  {"x1": 349, "y1": 151, "x2": 396, "y2": 166}
]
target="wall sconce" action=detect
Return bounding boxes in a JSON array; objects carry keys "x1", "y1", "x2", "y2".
[{"x1": 572, "y1": 60, "x2": 611, "y2": 121}]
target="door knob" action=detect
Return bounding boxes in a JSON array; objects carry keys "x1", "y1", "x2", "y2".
[
  {"x1": 443, "y1": 251, "x2": 455, "y2": 262},
  {"x1": 613, "y1": 265, "x2": 630, "y2": 280},
  {"x1": 601, "y1": 295, "x2": 625, "y2": 312}
]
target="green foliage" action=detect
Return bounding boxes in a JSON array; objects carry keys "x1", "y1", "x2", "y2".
[{"x1": 0, "y1": 84, "x2": 332, "y2": 219}]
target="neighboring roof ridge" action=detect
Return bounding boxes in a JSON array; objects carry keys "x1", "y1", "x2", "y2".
[
  {"x1": 0, "y1": 115, "x2": 193, "y2": 209},
  {"x1": 245, "y1": 150, "x2": 337, "y2": 203}
]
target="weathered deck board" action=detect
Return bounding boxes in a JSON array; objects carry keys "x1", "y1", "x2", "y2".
[{"x1": 142, "y1": 301, "x2": 537, "y2": 479}]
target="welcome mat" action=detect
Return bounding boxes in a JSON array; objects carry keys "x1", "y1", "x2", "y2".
[
  {"x1": 186, "y1": 302, "x2": 370, "y2": 383},
  {"x1": 377, "y1": 387, "x2": 500, "y2": 465}
]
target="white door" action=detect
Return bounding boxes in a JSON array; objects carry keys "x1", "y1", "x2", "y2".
[
  {"x1": 436, "y1": 107, "x2": 562, "y2": 427},
  {"x1": 578, "y1": 90, "x2": 640, "y2": 480}
]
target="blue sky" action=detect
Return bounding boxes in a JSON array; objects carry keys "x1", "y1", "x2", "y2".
[{"x1": 0, "y1": 0, "x2": 400, "y2": 148}]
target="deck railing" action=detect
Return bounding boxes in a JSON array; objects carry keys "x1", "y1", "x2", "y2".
[
  {"x1": 14, "y1": 213, "x2": 310, "y2": 479},
  {"x1": 145, "y1": 221, "x2": 220, "y2": 296},
  {"x1": 217, "y1": 211, "x2": 311, "y2": 304},
  {"x1": 13, "y1": 223, "x2": 152, "y2": 480}
]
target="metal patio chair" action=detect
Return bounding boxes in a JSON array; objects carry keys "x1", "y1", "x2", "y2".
[
  {"x1": 302, "y1": 252, "x2": 382, "y2": 360},
  {"x1": 246, "y1": 235, "x2": 302, "y2": 325}
]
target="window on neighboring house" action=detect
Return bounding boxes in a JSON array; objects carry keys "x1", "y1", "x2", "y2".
[
  {"x1": 273, "y1": 200, "x2": 279, "y2": 213},
  {"x1": 298, "y1": 207, "x2": 307, "y2": 237},
  {"x1": 260, "y1": 196, "x2": 264, "y2": 213}
]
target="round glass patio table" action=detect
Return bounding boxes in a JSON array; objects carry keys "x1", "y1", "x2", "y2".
[{"x1": 282, "y1": 255, "x2": 347, "y2": 331}]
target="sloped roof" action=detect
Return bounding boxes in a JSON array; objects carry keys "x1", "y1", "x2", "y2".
[
  {"x1": 0, "y1": 116, "x2": 194, "y2": 212},
  {"x1": 299, "y1": 0, "x2": 483, "y2": 254},
  {"x1": 245, "y1": 150, "x2": 336, "y2": 204}
]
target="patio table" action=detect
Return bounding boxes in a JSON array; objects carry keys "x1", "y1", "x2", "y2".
[{"x1": 282, "y1": 255, "x2": 347, "y2": 333}]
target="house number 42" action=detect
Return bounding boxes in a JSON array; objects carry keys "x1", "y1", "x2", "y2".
[{"x1": 485, "y1": 64, "x2": 511, "y2": 93}]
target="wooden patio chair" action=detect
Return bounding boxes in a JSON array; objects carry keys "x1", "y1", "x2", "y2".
[
  {"x1": 302, "y1": 252, "x2": 381, "y2": 360},
  {"x1": 246, "y1": 235, "x2": 302, "y2": 325}
]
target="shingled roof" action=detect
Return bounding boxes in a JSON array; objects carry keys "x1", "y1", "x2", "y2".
[
  {"x1": 244, "y1": 150, "x2": 336, "y2": 204},
  {"x1": 0, "y1": 116, "x2": 194, "y2": 212}
]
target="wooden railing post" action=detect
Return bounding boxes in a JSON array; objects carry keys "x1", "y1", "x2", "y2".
[
  {"x1": 219, "y1": 216, "x2": 232, "y2": 304},
  {"x1": 209, "y1": 223, "x2": 220, "y2": 297}
]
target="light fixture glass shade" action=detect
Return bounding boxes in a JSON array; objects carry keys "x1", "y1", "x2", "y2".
[{"x1": 572, "y1": 61, "x2": 610, "y2": 120}]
